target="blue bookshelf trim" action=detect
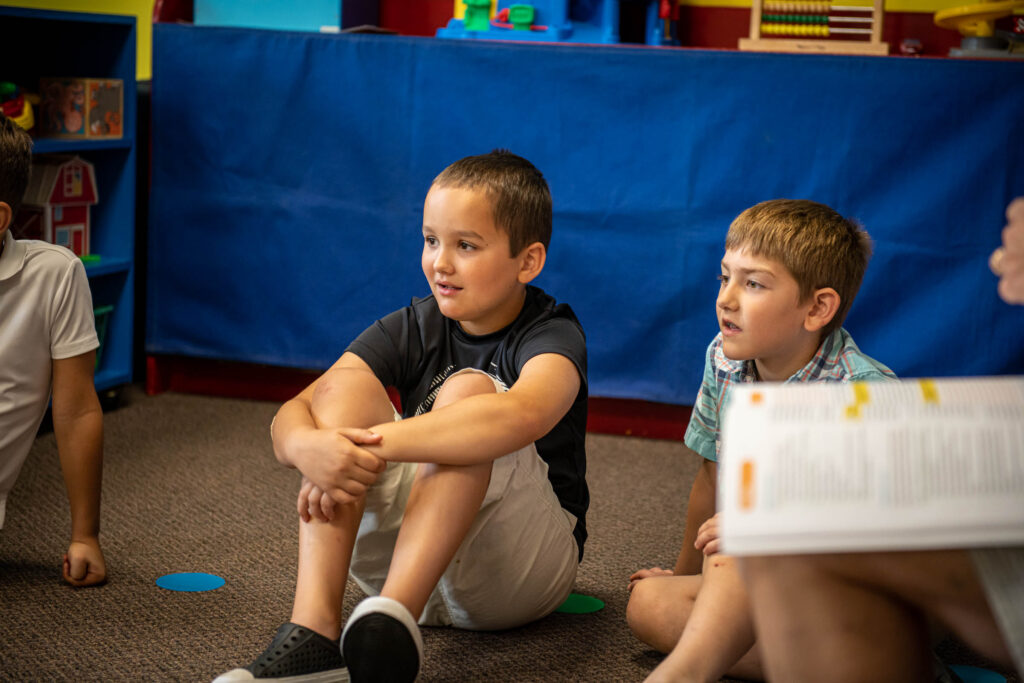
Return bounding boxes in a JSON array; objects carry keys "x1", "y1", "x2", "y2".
[
  {"x1": 0, "y1": 6, "x2": 135, "y2": 25},
  {"x1": 2, "y1": 6, "x2": 138, "y2": 395},
  {"x1": 95, "y1": 369, "x2": 132, "y2": 392},
  {"x1": 33, "y1": 138, "x2": 133, "y2": 154},
  {"x1": 84, "y1": 257, "x2": 132, "y2": 278}
]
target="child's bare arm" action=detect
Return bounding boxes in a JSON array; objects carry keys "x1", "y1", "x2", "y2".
[
  {"x1": 365, "y1": 353, "x2": 581, "y2": 466},
  {"x1": 674, "y1": 457, "x2": 717, "y2": 575},
  {"x1": 271, "y1": 352, "x2": 387, "y2": 505},
  {"x1": 51, "y1": 352, "x2": 106, "y2": 587},
  {"x1": 272, "y1": 351, "x2": 578, "y2": 506}
]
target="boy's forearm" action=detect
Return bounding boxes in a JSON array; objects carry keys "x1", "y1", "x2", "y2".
[
  {"x1": 53, "y1": 407, "x2": 104, "y2": 540},
  {"x1": 674, "y1": 457, "x2": 717, "y2": 575},
  {"x1": 367, "y1": 391, "x2": 550, "y2": 466}
]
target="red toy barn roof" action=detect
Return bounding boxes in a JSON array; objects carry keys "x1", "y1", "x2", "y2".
[{"x1": 22, "y1": 155, "x2": 99, "y2": 207}]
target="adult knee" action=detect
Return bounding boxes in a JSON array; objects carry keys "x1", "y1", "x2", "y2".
[{"x1": 433, "y1": 371, "x2": 497, "y2": 410}]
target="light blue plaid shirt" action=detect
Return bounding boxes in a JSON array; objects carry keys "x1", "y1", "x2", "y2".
[{"x1": 684, "y1": 327, "x2": 897, "y2": 462}]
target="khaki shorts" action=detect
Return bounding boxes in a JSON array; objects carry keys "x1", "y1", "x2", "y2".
[{"x1": 348, "y1": 369, "x2": 579, "y2": 630}]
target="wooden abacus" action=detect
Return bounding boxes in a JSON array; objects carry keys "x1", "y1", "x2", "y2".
[{"x1": 739, "y1": 0, "x2": 889, "y2": 55}]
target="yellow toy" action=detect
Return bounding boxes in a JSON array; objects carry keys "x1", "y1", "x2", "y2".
[{"x1": 934, "y1": 0, "x2": 1024, "y2": 56}]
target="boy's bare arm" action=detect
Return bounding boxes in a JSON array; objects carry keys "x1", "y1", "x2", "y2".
[
  {"x1": 674, "y1": 457, "x2": 717, "y2": 575},
  {"x1": 272, "y1": 351, "x2": 578, "y2": 505},
  {"x1": 270, "y1": 352, "x2": 387, "y2": 503},
  {"x1": 51, "y1": 351, "x2": 106, "y2": 587},
  {"x1": 365, "y1": 353, "x2": 581, "y2": 466}
]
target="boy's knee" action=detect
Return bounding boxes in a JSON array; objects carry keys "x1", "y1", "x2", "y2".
[
  {"x1": 433, "y1": 370, "x2": 497, "y2": 410},
  {"x1": 626, "y1": 578, "x2": 665, "y2": 641},
  {"x1": 314, "y1": 366, "x2": 374, "y2": 399},
  {"x1": 311, "y1": 366, "x2": 392, "y2": 425}
]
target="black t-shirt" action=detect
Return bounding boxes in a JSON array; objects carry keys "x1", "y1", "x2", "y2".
[{"x1": 346, "y1": 285, "x2": 589, "y2": 559}]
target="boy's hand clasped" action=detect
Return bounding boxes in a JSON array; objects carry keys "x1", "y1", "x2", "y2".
[
  {"x1": 694, "y1": 512, "x2": 722, "y2": 557},
  {"x1": 288, "y1": 427, "x2": 385, "y2": 519}
]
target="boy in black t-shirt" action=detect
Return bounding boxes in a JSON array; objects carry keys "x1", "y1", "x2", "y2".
[{"x1": 215, "y1": 151, "x2": 589, "y2": 683}]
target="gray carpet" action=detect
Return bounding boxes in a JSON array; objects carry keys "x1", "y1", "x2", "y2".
[
  {"x1": 0, "y1": 387, "x2": 695, "y2": 682},
  {"x1": 0, "y1": 387, "x2": 1014, "y2": 682}
]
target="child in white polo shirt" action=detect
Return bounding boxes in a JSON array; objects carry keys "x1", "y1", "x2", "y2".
[{"x1": 0, "y1": 113, "x2": 107, "y2": 587}]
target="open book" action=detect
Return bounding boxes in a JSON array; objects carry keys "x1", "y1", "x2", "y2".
[{"x1": 718, "y1": 377, "x2": 1024, "y2": 555}]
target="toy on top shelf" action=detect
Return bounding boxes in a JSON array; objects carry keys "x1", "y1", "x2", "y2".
[
  {"x1": 11, "y1": 155, "x2": 98, "y2": 257},
  {"x1": 39, "y1": 78, "x2": 123, "y2": 139},
  {"x1": 1, "y1": 82, "x2": 36, "y2": 132},
  {"x1": 934, "y1": 0, "x2": 1024, "y2": 58},
  {"x1": 739, "y1": 0, "x2": 889, "y2": 54},
  {"x1": 437, "y1": 0, "x2": 679, "y2": 46}
]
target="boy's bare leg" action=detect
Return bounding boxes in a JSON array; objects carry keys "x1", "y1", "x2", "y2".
[
  {"x1": 741, "y1": 551, "x2": 1010, "y2": 683},
  {"x1": 644, "y1": 556, "x2": 761, "y2": 683},
  {"x1": 627, "y1": 574, "x2": 702, "y2": 652},
  {"x1": 380, "y1": 371, "x2": 497, "y2": 619},
  {"x1": 290, "y1": 367, "x2": 397, "y2": 639}
]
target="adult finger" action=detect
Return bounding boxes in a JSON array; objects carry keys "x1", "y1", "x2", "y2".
[
  {"x1": 1006, "y1": 197, "x2": 1024, "y2": 224},
  {"x1": 998, "y1": 275, "x2": 1024, "y2": 305}
]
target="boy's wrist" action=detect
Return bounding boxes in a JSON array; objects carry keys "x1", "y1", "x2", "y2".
[
  {"x1": 70, "y1": 529, "x2": 101, "y2": 545},
  {"x1": 276, "y1": 422, "x2": 316, "y2": 469}
]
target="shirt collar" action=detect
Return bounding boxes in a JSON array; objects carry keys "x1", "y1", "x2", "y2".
[
  {"x1": 0, "y1": 231, "x2": 28, "y2": 282},
  {"x1": 712, "y1": 328, "x2": 845, "y2": 384}
]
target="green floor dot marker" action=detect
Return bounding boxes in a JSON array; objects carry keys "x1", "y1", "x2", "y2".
[{"x1": 555, "y1": 592, "x2": 604, "y2": 614}]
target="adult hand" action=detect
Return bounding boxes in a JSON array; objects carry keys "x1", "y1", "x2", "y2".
[
  {"x1": 991, "y1": 197, "x2": 1024, "y2": 304},
  {"x1": 63, "y1": 536, "x2": 107, "y2": 587}
]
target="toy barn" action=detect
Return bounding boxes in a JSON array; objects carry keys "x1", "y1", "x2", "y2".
[{"x1": 12, "y1": 155, "x2": 98, "y2": 256}]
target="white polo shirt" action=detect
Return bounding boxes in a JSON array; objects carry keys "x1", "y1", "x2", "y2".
[{"x1": 0, "y1": 230, "x2": 98, "y2": 528}]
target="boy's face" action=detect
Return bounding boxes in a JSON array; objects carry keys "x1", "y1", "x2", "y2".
[
  {"x1": 717, "y1": 248, "x2": 820, "y2": 380},
  {"x1": 421, "y1": 185, "x2": 529, "y2": 336}
]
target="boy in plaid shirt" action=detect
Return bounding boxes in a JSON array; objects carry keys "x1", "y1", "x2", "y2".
[{"x1": 627, "y1": 199, "x2": 895, "y2": 682}]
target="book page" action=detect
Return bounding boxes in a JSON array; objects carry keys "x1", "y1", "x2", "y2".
[{"x1": 719, "y1": 377, "x2": 1024, "y2": 555}]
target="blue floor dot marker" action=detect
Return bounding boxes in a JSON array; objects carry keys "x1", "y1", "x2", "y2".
[
  {"x1": 950, "y1": 666, "x2": 1006, "y2": 683},
  {"x1": 156, "y1": 572, "x2": 225, "y2": 592}
]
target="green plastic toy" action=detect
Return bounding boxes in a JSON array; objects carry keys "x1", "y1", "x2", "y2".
[
  {"x1": 463, "y1": 0, "x2": 491, "y2": 31},
  {"x1": 508, "y1": 4, "x2": 535, "y2": 30}
]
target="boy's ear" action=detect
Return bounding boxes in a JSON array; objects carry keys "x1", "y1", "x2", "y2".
[
  {"x1": 517, "y1": 241, "x2": 546, "y2": 284},
  {"x1": 803, "y1": 287, "x2": 840, "y2": 332}
]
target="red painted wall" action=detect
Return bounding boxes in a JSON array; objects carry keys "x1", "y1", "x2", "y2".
[{"x1": 379, "y1": 0, "x2": 454, "y2": 36}]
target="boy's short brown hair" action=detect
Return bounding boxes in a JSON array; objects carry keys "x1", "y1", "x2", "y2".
[
  {"x1": 0, "y1": 114, "x2": 32, "y2": 216},
  {"x1": 432, "y1": 150, "x2": 552, "y2": 255},
  {"x1": 726, "y1": 199, "x2": 872, "y2": 335}
]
